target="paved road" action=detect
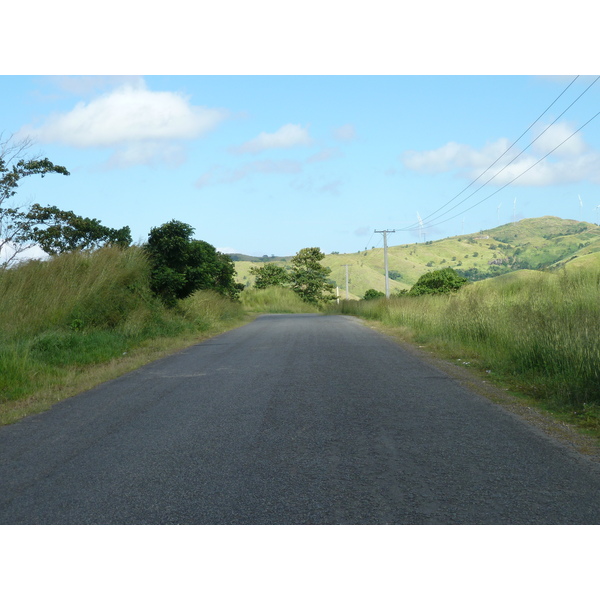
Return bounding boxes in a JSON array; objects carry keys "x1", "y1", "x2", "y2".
[{"x1": 2, "y1": 314, "x2": 600, "y2": 524}]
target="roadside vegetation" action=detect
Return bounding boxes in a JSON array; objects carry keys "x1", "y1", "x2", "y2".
[
  {"x1": 0, "y1": 246, "x2": 248, "y2": 425},
  {"x1": 240, "y1": 286, "x2": 320, "y2": 314},
  {"x1": 0, "y1": 245, "x2": 326, "y2": 425},
  {"x1": 330, "y1": 265, "x2": 600, "y2": 439}
]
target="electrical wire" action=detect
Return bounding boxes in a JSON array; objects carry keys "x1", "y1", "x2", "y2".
[
  {"x1": 397, "y1": 75, "x2": 598, "y2": 232},
  {"x1": 414, "y1": 107, "x2": 600, "y2": 230}
]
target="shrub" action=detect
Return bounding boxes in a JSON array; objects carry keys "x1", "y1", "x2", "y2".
[
  {"x1": 364, "y1": 288, "x2": 385, "y2": 300},
  {"x1": 408, "y1": 268, "x2": 469, "y2": 296}
]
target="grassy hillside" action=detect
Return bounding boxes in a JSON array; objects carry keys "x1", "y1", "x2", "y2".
[{"x1": 232, "y1": 217, "x2": 600, "y2": 298}]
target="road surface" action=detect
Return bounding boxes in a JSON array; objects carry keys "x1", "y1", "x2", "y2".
[{"x1": 1, "y1": 314, "x2": 600, "y2": 524}]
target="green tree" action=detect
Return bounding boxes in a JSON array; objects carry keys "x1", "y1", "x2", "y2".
[
  {"x1": 249, "y1": 262, "x2": 289, "y2": 289},
  {"x1": 364, "y1": 288, "x2": 385, "y2": 300},
  {"x1": 1, "y1": 134, "x2": 69, "y2": 266},
  {"x1": 145, "y1": 220, "x2": 241, "y2": 306},
  {"x1": 408, "y1": 267, "x2": 469, "y2": 296},
  {"x1": 21, "y1": 204, "x2": 131, "y2": 254},
  {"x1": 289, "y1": 247, "x2": 335, "y2": 305}
]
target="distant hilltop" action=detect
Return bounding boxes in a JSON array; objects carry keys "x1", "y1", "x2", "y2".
[
  {"x1": 228, "y1": 253, "x2": 292, "y2": 263},
  {"x1": 231, "y1": 216, "x2": 600, "y2": 299}
]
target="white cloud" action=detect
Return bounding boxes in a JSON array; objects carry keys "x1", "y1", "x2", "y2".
[
  {"x1": 354, "y1": 227, "x2": 370, "y2": 237},
  {"x1": 333, "y1": 124, "x2": 356, "y2": 142},
  {"x1": 231, "y1": 124, "x2": 311, "y2": 154},
  {"x1": 318, "y1": 180, "x2": 343, "y2": 195},
  {"x1": 290, "y1": 176, "x2": 343, "y2": 196},
  {"x1": 531, "y1": 121, "x2": 588, "y2": 157},
  {"x1": 195, "y1": 159, "x2": 303, "y2": 188},
  {"x1": 46, "y1": 75, "x2": 143, "y2": 97},
  {"x1": 19, "y1": 79, "x2": 228, "y2": 167},
  {"x1": 402, "y1": 139, "x2": 513, "y2": 174},
  {"x1": 306, "y1": 148, "x2": 342, "y2": 163},
  {"x1": 401, "y1": 124, "x2": 600, "y2": 186}
]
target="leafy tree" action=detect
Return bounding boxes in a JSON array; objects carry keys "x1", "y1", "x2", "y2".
[
  {"x1": 20, "y1": 204, "x2": 131, "y2": 254},
  {"x1": 364, "y1": 288, "x2": 385, "y2": 300},
  {"x1": 1, "y1": 134, "x2": 69, "y2": 266},
  {"x1": 145, "y1": 220, "x2": 241, "y2": 306},
  {"x1": 249, "y1": 262, "x2": 289, "y2": 289},
  {"x1": 289, "y1": 247, "x2": 335, "y2": 305},
  {"x1": 408, "y1": 267, "x2": 469, "y2": 296}
]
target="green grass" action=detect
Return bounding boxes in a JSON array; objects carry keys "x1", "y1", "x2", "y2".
[
  {"x1": 240, "y1": 286, "x2": 320, "y2": 313},
  {"x1": 329, "y1": 262, "x2": 600, "y2": 438},
  {"x1": 0, "y1": 247, "x2": 247, "y2": 425}
]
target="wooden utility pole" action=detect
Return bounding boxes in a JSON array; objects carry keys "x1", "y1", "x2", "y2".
[{"x1": 374, "y1": 229, "x2": 395, "y2": 298}]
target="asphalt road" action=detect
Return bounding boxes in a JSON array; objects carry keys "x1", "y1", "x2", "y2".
[{"x1": 2, "y1": 313, "x2": 600, "y2": 525}]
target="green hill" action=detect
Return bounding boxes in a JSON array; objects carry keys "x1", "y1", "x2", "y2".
[{"x1": 230, "y1": 216, "x2": 600, "y2": 299}]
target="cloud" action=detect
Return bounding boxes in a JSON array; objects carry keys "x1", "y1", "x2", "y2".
[
  {"x1": 318, "y1": 180, "x2": 343, "y2": 195},
  {"x1": 231, "y1": 124, "x2": 311, "y2": 154},
  {"x1": 106, "y1": 142, "x2": 187, "y2": 169},
  {"x1": 401, "y1": 123, "x2": 600, "y2": 186},
  {"x1": 306, "y1": 148, "x2": 342, "y2": 163},
  {"x1": 354, "y1": 227, "x2": 370, "y2": 236},
  {"x1": 333, "y1": 124, "x2": 356, "y2": 142},
  {"x1": 531, "y1": 121, "x2": 588, "y2": 157},
  {"x1": 19, "y1": 79, "x2": 228, "y2": 167},
  {"x1": 290, "y1": 176, "x2": 343, "y2": 196},
  {"x1": 46, "y1": 75, "x2": 143, "y2": 97},
  {"x1": 195, "y1": 159, "x2": 303, "y2": 188}
]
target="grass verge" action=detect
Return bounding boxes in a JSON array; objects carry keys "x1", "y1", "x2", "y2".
[
  {"x1": 0, "y1": 247, "x2": 249, "y2": 426},
  {"x1": 328, "y1": 266, "x2": 600, "y2": 448}
]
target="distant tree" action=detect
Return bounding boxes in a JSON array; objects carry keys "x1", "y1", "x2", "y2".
[
  {"x1": 145, "y1": 220, "x2": 241, "y2": 306},
  {"x1": 408, "y1": 267, "x2": 469, "y2": 296},
  {"x1": 20, "y1": 204, "x2": 131, "y2": 254},
  {"x1": 249, "y1": 262, "x2": 289, "y2": 289},
  {"x1": 289, "y1": 247, "x2": 335, "y2": 305},
  {"x1": 364, "y1": 288, "x2": 385, "y2": 300},
  {"x1": 1, "y1": 134, "x2": 69, "y2": 266}
]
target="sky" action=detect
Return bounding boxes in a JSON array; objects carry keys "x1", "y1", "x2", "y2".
[{"x1": 3, "y1": 74, "x2": 600, "y2": 259}]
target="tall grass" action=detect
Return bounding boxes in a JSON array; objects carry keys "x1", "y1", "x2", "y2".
[
  {"x1": 240, "y1": 286, "x2": 319, "y2": 313},
  {"x1": 333, "y1": 267, "x2": 600, "y2": 412},
  {"x1": 0, "y1": 247, "x2": 245, "y2": 421}
]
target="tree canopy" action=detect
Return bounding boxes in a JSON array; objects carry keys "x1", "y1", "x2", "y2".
[
  {"x1": 145, "y1": 220, "x2": 241, "y2": 306},
  {"x1": 20, "y1": 204, "x2": 131, "y2": 255},
  {"x1": 289, "y1": 247, "x2": 335, "y2": 305},
  {"x1": 1, "y1": 134, "x2": 70, "y2": 266},
  {"x1": 249, "y1": 262, "x2": 290, "y2": 289}
]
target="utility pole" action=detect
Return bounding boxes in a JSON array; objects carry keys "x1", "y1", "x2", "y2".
[
  {"x1": 343, "y1": 264, "x2": 350, "y2": 299},
  {"x1": 374, "y1": 229, "x2": 395, "y2": 298}
]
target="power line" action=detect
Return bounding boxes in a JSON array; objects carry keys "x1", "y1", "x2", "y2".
[
  {"x1": 415, "y1": 107, "x2": 600, "y2": 230},
  {"x1": 398, "y1": 75, "x2": 598, "y2": 232},
  {"x1": 407, "y1": 76, "x2": 600, "y2": 232}
]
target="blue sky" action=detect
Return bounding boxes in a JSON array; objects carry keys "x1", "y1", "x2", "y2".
[{"x1": 3, "y1": 74, "x2": 600, "y2": 257}]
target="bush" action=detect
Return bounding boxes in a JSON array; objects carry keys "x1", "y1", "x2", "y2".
[
  {"x1": 408, "y1": 268, "x2": 469, "y2": 296},
  {"x1": 364, "y1": 288, "x2": 385, "y2": 300},
  {"x1": 145, "y1": 220, "x2": 240, "y2": 306}
]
